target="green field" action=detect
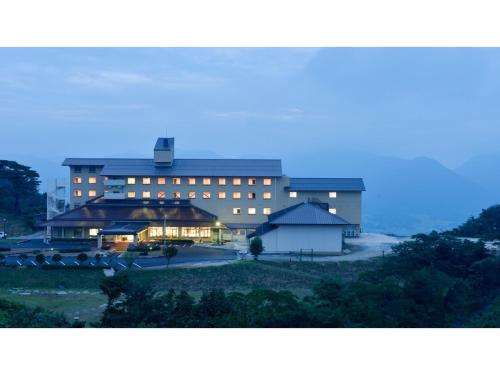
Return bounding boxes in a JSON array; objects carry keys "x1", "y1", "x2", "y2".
[{"x1": 0, "y1": 260, "x2": 372, "y2": 323}]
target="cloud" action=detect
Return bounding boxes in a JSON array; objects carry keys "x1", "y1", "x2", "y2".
[{"x1": 67, "y1": 70, "x2": 151, "y2": 89}]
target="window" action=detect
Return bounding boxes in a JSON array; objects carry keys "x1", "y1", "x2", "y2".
[
  {"x1": 329, "y1": 208, "x2": 337, "y2": 214},
  {"x1": 329, "y1": 192, "x2": 337, "y2": 198},
  {"x1": 172, "y1": 178, "x2": 181, "y2": 185},
  {"x1": 142, "y1": 177, "x2": 151, "y2": 185},
  {"x1": 248, "y1": 178, "x2": 256, "y2": 186},
  {"x1": 89, "y1": 228, "x2": 99, "y2": 236},
  {"x1": 203, "y1": 178, "x2": 211, "y2": 185},
  {"x1": 127, "y1": 177, "x2": 136, "y2": 185},
  {"x1": 88, "y1": 190, "x2": 97, "y2": 197},
  {"x1": 233, "y1": 208, "x2": 241, "y2": 215},
  {"x1": 263, "y1": 207, "x2": 272, "y2": 215},
  {"x1": 149, "y1": 227, "x2": 178, "y2": 238},
  {"x1": 263, "y1": 192, "x2": 272, "y2": 200},
  {"x1": 157, "y1": 191, "x2": 166, "y2": 199},
  {"x1": 188, "y1": 191, "x2": 196, "y2": 199},
  {"x1": 202, "y1": 191, "x2": 211, "y2": 199},
  {"x1": 188, "y1": 178, "x2": 196, "y2": 185},
  {"x1": 263, "y1": 178, "x2": 272, "y2": 186},
  {"x1": 248, "y1": 192, "x2": 256, "y2": 200},
  {"x1": 218, "y1": 191, "x2": 226, "y2": 199},
  {"x1": 157, "y1": 177, "x2": 166, "y2": 185},
  {"x1": 289, "y1": 191, "x2": 297, "y2": 198},
  {"x1": 127, "y1": 191, "x2": 136, "y2": 198},
  {"x1": 248, "y1": 208, "x2": 256, "y2": 215},
  {"x1": 89, "y1": 166, "x2": 96, "y2": 173},
  {"x1": 233, "y1": 178, "x2": 241, "y2": 186},
  {"x1": 232, "y1": 192, "x2": 241, "y2": 199},
  {"x1": 88, "y1": 176, "x2": 97, "y2": 184},
  {"x1": 218, "y1": 178, "x2": 226, "y2": 185},
  {"x1": 181, "y1": 227, "x2": 210, "y2": 238},
  {"x1": 73, "y1": 176, "x2": 82, "y2": 184},
  {"x1": 172, "y1": 192, "x2": 181, "y2": 199},
  {"x1": 143, "y1": 191, "x2": 151, "y2": 198},
  {"x1": 74, "y1": 167, "x2": 82, "y2": 173},
  {"x1": 73, "y1": 189, "x2": 82, "y2": 197}
]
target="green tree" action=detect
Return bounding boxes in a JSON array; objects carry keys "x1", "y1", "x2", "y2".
[
  {"x1": 76, "y1": 253, "x2": 88, "y2": 263},
  {"x1": 99, "y1": 274, "x2": 130, "y2": 304},
  {"x1": 163, "y1": 245, "x2": 178, "y2": 267},
  {"x1": 249, "y1": 237, "x2": 264, "y2": 260},
  {"x1": 51, "y1": 253, "x2": 62, "y2": 262},
  {"x1": 0, "y1": 160, "x2": 41, "y2": 214},
  {"x1": 35, "y1": 253, "x2": 46, "y2": 266}
]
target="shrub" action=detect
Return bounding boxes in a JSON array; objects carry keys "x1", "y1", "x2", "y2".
[
  {"x1": 76, "y1": 253, "x2": 89, "y2": 262},
  {"x1": 0, "y1": 246, "x2": 11, "y2": 252},
  {"x1": 35, "y1": 253, "x2": 46, "y2": 264},
  {"x1": 51, "y1": 253, "x2": 62, "y2": 262},
  {"x1": 249, "y1": 237, "x2": 264, "y2": 260},
  {"x1": 163, "y1": 245, "x2": 178, "y2": 267}
]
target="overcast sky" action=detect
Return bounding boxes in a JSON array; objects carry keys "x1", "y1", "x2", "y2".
[{"x1": 1, "y1": 47, "x2": 500, "y2": 169}]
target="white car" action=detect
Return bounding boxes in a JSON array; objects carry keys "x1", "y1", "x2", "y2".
[{"x1": 0, "y1": 232, "x2": 6, "y2": 239}]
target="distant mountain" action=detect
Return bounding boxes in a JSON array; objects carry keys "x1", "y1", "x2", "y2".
[
  {"x1": 284, "y1": 152, "x2": 498, "y2": 235},
  {"x1": 455, "y1": 154, "x2": 500, "y2": 196}
]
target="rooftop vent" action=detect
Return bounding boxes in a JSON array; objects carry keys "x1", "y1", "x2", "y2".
[{"x1": 154, "y1": 137, "x2": 175, "y2": 167}]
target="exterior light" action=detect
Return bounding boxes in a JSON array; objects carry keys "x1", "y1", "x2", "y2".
[{"x1": 216, "y1": 221, "x2": 221, "y2": 227}]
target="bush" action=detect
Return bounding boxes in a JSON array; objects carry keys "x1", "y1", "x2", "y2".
[
  {"x1": 76, "y1": 253, "x2": 89, "y2": 262},
  {"x1": 0, "y1": 246, "x2": 11, "y2": 252},
  {"x1": 163, "y1": 245, "x2": 178, "y2": 266},
  {"x1": 249, "y1": 237, "x2": 264, "y2": 260},
  {"x1": 35, "y1": 253, "x2": 46, "y2": 264},
  {"x1": 51, "y1": 253, "x2": 62, "y2": 262}
]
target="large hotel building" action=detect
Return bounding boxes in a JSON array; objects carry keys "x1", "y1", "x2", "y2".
[{"x1": 45, "y1": 137, "x2": 365, "y2": 245}]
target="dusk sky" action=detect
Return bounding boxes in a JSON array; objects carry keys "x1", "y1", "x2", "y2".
[{"x1": 1, "y1": 48, "x2": 500, "y2": 170}]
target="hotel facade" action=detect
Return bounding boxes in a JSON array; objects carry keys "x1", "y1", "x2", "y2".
[{"x1": 45, "y1": 137, "x2": 365, "y2": 245}]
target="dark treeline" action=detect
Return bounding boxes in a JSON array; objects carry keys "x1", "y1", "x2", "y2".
[
  {"x1": 448, "y1": 204, "x2": 500, "y2": 240},
  {"x1": 94, "y1": 232, "x2": 500, "y2": 328}
]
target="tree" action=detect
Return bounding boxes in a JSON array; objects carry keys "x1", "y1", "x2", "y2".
[
  {"x1": 35, "y1": 253, "x2": 46, "y2": 266},
  {"x1": 122, "y1": 251, "x2": 137, "y2": 269},
  {"x1": 99, "y1": 274, "x2": 130, "y2": 304},
  {"x1": 76, "y1": 253, "x2": 88, "y2": 263},
  {"x1": 249, "y1": 237, "x2": 264, "y2": 260},
  {"x1": 163, "y1": 245, "x2": 178, "y2": 267},
  {"x1": 51, "y1": 253, "x2": 62, "y2": 262},
  {"x1": 0, "y1": 160, "x2": 41, "y2": 214}
]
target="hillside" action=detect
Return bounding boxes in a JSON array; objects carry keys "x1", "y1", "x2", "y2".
[{"x1": 449, "y1": 204, "x2": 500, "y2": 240}]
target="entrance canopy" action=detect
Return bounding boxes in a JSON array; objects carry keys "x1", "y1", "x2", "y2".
[{"x1": 99, "y1": 221, "x2": 150, "y2": 236}]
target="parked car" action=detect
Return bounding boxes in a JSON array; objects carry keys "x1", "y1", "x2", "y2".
[{"x1": 0, "y1": 232, "x2": 7, "y2": 239}]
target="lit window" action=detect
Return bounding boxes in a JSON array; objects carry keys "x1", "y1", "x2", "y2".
[
  {"x1": 218, "y1": 178, "x2": 226, "y2": 185},
  {"x1": 329, "y1": 192, "x2": 337, "y2": 198},
  {"x1": 203, "y1": 191, "x2": 211, "y2": 199},
  {"x1": 73, "y1": 176, "x2": 82, "y2": 184},
  {"x1": 248, "y1": 192, "x2": 256, "y2": 200},
  {"x1": 89, "y1": 166, "x2": 96, "y2": 173},
  {"x1": 203, "y1": 178, "x2": 211, "y2": 185},
  {"x1": 188, "y1": 191, "x2": 196, "y2": 199},
  {"x1": 263, "y1": 192, "x2": 272, "y2": 200},
  {"x1": 127, "y1": 177, "x2": 136, "y2": 185},
  {"x1": 143, "y1": 177, "x2": 151, "y2": 185},
  {"x1": 263, "y1": 207, "x2": 271, "y2": 215},
  {"x1": 173, "y1": 192, "x2": 181, "y2": 198},
  {"x1": 188, "y1": 178, "x2": 196, "y2": 185},
  {"x1": 73, "y1": 189, "x2": 82, "y2": 197},
  {"x1": 158, "y1": 191, "x2": 166, "y2": 199},
  {"x1": 157, "y1": 178, "x2": 166, "y2": 185},
  {"x1": 218, "y1": 191, "x2": 226, "y2": 199},
  {"x1": 248, "y1": 208, "x2": 256, "y2": 215},
  {"x1": 88, "y1": 176, "x2": 96, "y2": 184},
  {"x1": 233, "y1": 208, "x2": 241, "y2": 215},
  {"x1": 248, "y1": 178, "x2": 256, "y2": 186},
  {"x1": 127, "y1": 191, "x2": 136, "y2": 198},
  {"x1": 263, "y1": 178, "x2": 272, "y2": 186},
  {"x1": 289, "y1": 191, "x2": 297, "y2": 198},
  {"x1": 88, "y1": 190, "x2": 97, "y2": 197},
  {"x1": 172, "y1": 178, "x2": 181, "y2": 185},
  {"x1": 232, "y1": 192, "x2": 241, "y2": 199},
  {"x1": 233, "y1": 178, "x2": 241, "y2": 186},
  {"x1": 329, "y1": 208, "x2": 337, "y2": 214},
  {"x1": 143, "y1": 191, "x2": 151, "y2": 198},
  {"x1": 89, "y1": 228, "x2": 99, "y2": 236}
]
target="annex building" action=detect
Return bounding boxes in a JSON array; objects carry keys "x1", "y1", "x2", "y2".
[{"x1": 45, "y1": 137, "x2": 365, "y2": 247}]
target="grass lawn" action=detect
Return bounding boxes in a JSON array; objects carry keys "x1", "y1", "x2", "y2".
[{"x1": 0, "y1": 260, "x2": 373, "y2": 323}]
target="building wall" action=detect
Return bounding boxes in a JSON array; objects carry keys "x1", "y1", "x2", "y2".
[
  {"x1": 69, "y1": 166, "x2": 105, "y2": 208},
  {"x1": 259, "y1": 225, "x2": 344, "y2": 253}
]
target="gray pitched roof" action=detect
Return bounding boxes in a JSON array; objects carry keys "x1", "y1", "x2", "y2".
[
  {"x1": 286, "y1": 178, "x2": 366, "y2": 191},
  {"x1": 63, "y1": 158, "x2": 282, "y2": 177},
  {"x1": 269, "y1": 203, "x2": 351, "y2": 225}
]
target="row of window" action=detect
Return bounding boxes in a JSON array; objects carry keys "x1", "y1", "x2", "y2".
[
  {"x1": 74, "y1": 176, "x2": 97, "y2": 184},
  {"x1": 289, "y1": 191, "x2": 337, "y2": 198},
  {"x1": 126, "y1": 177, "x2": 272, "y2": 186},
  {"x1": 125, "y1": 191, "x2": 273, "y2": 199},
  {"x1": 73, "y1": 166, "x2": 96, "y2": 174}
]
